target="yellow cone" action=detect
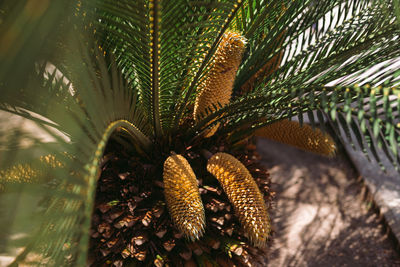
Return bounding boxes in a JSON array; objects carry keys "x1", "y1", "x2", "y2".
[
  {"x1": 255, "y1": 119, "x2": 336, "y2": 156},
  {"x1": 163, "y1": 154, "x2": 205, "y2": 241},
  {"x1": 194, "y1": 31, "x2": 246, "y2": 137},
  {"x1": 0, "y1": 154, "x2": 64, "y2": 190},
  {"x1": 207, "y1": 152, "x2": 270, "y2": 247}
]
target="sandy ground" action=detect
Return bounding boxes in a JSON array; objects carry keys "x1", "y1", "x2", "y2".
[{"x1": 256, "y1": 137, "x2": 400, "y2": 267}]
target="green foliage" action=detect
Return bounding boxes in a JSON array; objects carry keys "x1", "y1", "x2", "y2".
[{"x1": 0, "y1": 0, "x2": 399, "y2": 265}]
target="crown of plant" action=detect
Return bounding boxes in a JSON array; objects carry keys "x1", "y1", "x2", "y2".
[
  {"x1": 207, "y1": 152, "x2": 271, "y2": 248},
  {"x1": 163, "y1": 154, "x2": 205, "y2": 241},
  {"x1": 1, "y1": 0, "x2": 399, "y2": 266}
]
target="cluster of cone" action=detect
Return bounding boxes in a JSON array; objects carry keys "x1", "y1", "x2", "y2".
[
  {"x1": 163, "y1": 152, "x2": 271, "y2": 248},
  {"x1": 89, "y1": 140, "x2": 272, "y2": 266},
  {"x1": 160, "y1": 30, "x2": 336, "y2": 264},
  {"x1": 163, "y1": 33, "x2": 272, "y2": 247},
  {"x1": 89, "y1": 30, "x2": 337, "y2": 266}
]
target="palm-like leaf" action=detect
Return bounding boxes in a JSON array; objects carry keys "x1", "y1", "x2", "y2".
[{"x1": 0, "y1": 0, "x2": 399, "y2": 265}]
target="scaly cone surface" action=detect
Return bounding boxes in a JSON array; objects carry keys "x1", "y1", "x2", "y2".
[
  {"x1": 207, "y1": 152, "x2": 270, "y2": 248},
  {"x1": 193, "y1": 31, "x2": 246, "y2": 137},
  {"x1": 163, "y1": 154, "x2": 206, "y2": 241},
  {"x1": 255, "y1": 119, "x2": 336, "y2": 156}
]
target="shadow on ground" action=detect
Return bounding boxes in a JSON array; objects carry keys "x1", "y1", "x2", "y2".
[{"x1": 256, "y1": 138, "x2": 400, "y2": 267}]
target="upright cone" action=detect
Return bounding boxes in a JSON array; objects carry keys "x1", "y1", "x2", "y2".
[
  {"x1": 207, "y1": 152, "x2": 270, "y2": 247},
  {"x1": 193, "y1": 31, "x2": 246, "y2": 137},
  {"x1": 163, "y1": 154, "x2": 205, "y2": 241}
]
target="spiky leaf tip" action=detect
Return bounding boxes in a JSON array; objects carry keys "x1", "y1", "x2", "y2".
[
  {"x1": 163, "y1": 154, "x2": 205, "y2": 241},
  {"x1": 193, "y1": 31, "x2": 246, "y2": 137},
  {"x1": 207, "y1": 152, "x2": 270, "y2": 247},
  {"x1": 255, "y1": 119, "x2": 336, "y2": 156}
]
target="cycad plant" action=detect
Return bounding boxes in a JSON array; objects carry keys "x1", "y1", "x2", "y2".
[{"x1": 1, "y1": 0, "x2": 399, "y2": 266}]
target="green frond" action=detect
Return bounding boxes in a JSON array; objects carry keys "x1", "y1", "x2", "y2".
[
  {"x1": 235, "y1": 0, "x2": 391, "y2": 92},
  {"x1": 231, "y1": 0, "x2": 288, "y2": 40},
  {"x1": 329, "y1": 85, "x2": 400, "y2": 170},
  {"x1": 1, "y1": 24, "x2": 152, "y2": 264},
  {"x1": 1, "y1": 0, "x2": 400, "y2": 265},
  {"x1": 172, "y1": 0, "x2": 244, "y2": 130},
  {"x1": 395, "y1": 0, "x2": 400, "y2": 25},
  {"x1": 277, "y1": 4, "x2": 396, "y2": 90},
  {"x1": 91, "y1": 0, "x2": 245, "y2": 134},
  {"x1": 0, "y1": 0, "x2": 75, "y2": 98},
  {"x1": 193, "y1": 84, "x2": 399, "y2": 169}
]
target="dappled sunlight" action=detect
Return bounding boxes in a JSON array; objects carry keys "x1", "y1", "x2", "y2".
[{"x1": 257, "y1": 137, "x2": 400, "y2": 266}]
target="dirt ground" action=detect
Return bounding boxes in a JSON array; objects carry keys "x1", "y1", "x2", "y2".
[{"x1": 256, "y1": 138, "x2": 400, "y2": 267}]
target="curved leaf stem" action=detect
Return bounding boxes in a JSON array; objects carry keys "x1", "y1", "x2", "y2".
[{"x1": 76, "y1": 119, "x2": 151, "y2": 265}]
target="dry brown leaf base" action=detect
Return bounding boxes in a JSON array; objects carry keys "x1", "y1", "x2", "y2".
[{"x1": 88, "y1": 139, "x2": 273, "y2": 267}]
